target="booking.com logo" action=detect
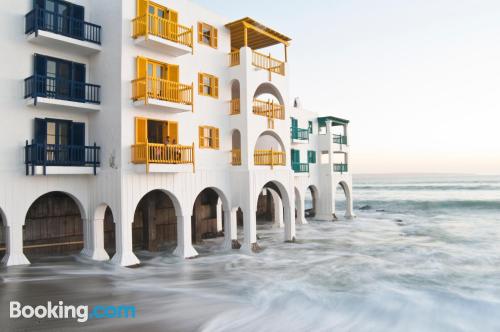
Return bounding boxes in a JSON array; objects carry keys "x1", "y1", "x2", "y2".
[{"x1": 10, "y1": 301, "x2": 136, "y2": 323}]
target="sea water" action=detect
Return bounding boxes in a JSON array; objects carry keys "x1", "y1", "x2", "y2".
[{"x1": 1, "y1": 174, "x2": 500, "y2": 331}]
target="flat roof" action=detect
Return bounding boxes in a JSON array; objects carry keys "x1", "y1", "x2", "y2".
[
  {"x1": 318, "y1": 116, "x2": 350, "y2": 127},
  {"x1": 225, "y1": 17, "x2": 291, "y2": 50}
]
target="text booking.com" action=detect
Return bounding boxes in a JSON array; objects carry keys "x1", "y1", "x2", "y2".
[{"x1": 10, "y1": 301, "x2": 136, "y2": 323}]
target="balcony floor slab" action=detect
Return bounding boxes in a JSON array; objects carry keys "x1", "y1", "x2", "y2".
[
  {"x1": 26, "y1": 97, "x2": 101, "y2": 112},
  {"x1": 27, "y1": 30, "x2": 101, "y2": 55},
  {"x1": 29, "y1": 166, "x2": 100, "y2": 175},
  {"x1": 133, "y1": 99, "x2": 192, "y2": 113},
  {"x1": 134, "y1": 35, "x2": 191, "y2": 57},
  {"x1": 133, "y1": 164, "x2": 193, "y2": 173}
]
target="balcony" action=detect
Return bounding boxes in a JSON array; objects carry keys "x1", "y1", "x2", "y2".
[
  {"x1": 25, "y1": 142, "x2": 100, "y2": 176},
  {"x1": 292, "y1": 162, "x2": 309, "y2": 173},
  {"x1": 25, "y1": 7, "x2": 101, "y2": 54},
  {"x1": 252, "y1": 51, "x2": 285, "y2": 79},
  {"x1": 231, "y1": 149, "x2": 241, "y2": 165},
  {"x1": 24, "y1": 74, "x2": 101, "y2": 111},
  {"x1": 132, "y1": 77, "x2": 193, "y2": 112},
  {"x1": 291, "y1": 127, "x2": 309, "y2": 142},
  {"x1": 333, "y1": 163, "x2": 348, "y2": 173},
  {"x1": 253, "y1": 99, "x2": 285, "y2": 129},
  {"x1": 254, "y1": 150, "x2": 285, "y2": 168},
  {"x1": 230, "y1": 99, "x2": 240, "y2": 115},
  {"x1": 132, "y1": 14, "x2": 193, "y2": 56},
  {"x1": 333, "y1": 134, "x2": 348, "y2": 145},
  {"x1": 132, "y1": 143, "x2": 194, "y2": 173},
  {"x1": 229, "y1": 51, "x2": 240, "y2": 67}
]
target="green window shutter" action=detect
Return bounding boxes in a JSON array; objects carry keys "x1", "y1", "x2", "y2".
[
  {"x1": 291, "y1": 117, "x2": 298, "y2": 128},
  {"x1": 308, "y1": 150, "x2": 316, "y2": 163},
  {"x1": 291, "y1": 149, "x2": 300, "y2": 163}
]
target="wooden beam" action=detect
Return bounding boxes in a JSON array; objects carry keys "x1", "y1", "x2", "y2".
[{"x1": 243, "y1": 22, "x2": 290, "y2": 46}]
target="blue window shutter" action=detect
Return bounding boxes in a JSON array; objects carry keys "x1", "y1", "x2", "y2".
[
  {"x1": 71, "y1": 122, "x2": 85, "y2": 146},
  {"x1": 34, "y1": 118, "x2": 46, "y2": 144}
]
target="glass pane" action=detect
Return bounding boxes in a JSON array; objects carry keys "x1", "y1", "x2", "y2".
[
  {"x1": 148, "y1": 63, "x2": 153, "y2": 76},
  {"x1": 46, "y1": 1, "x2": 55, "y2": 12},
  {"x1": 47, "y1": 61, "x2": 56, "y2": 77},
  {"x1": 149, "y1": 6, "x2": 155, "y2": 14}
]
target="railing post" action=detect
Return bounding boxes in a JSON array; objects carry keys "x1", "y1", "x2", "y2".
[
  {"x1": 42, "y1": 143, "x2": 46, "y2": 176},
  {"x1": 25, "y1": 140, "x2": 29, "y2": 176},
  {"x1": 192, "y1": 142, "x2": 195, "y2": 173},
  {"x1": 191, "y1": 82, "x2": 194, "y2": 113},
  {"x1": 270, "y1": 148, "x2": 274, "y2": 170},
  {"x1": 31, "y1": 139, "x2": 35, "y2": 176},
  {"x1": 146, "y1": 143, "x2": 150, "y2": 174},
  {"x1": 268, "y1": 53, "x2": 272, "y2": 81}
]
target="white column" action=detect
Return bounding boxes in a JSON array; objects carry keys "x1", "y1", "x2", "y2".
[
  {"x1": 345, "y1": 182, "x2": 356, "y2": 219},
  {"x1": 111, "y1": 220, "x2": 140, "y2": 266},
  {"x1": 81, "y1": 218, "x2": 109, "y2": 261},
  {"x1": 269, "y1": 189, "x2": 283, "y2": 228},
  {"x1": 284, "y1": 192, "x2": 296, "y2": 242},
  {"x1": 222, "y1": 208, "x2": 236, "y2": 250},
  {"x1": 2, "y1": 224, "x2": 30, "y2": 266},
  {"x1": 295, "y1": 190, "x2": 307, "y2": 225},
  {"x1": 241, "y1": 204, "x2": 257, "y2": 253},
  {"x1": 216, "y1": 199, "x2": 223, "y2": 232},
  {"x1": 173, "y1": 215, "x2": 198, "y2": 258}
]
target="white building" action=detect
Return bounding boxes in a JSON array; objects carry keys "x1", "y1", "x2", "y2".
[{"x1": 0, "y1": 0, "x2": 354, "y2": 267}]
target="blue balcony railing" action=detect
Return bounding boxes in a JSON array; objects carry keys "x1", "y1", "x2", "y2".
[
  {"x1": 333, "y1": 163, "x2": 348, "y2": 173},
  {"x1": 25, "y1": 141, "x2": 100, "y2": 176},
  {"x1": 291, "y1": 127, "x2": 309, "y2": 141},
  {"x1": 25, "y1": 75, "x2": 101, "y2": 104},
  {"x1": 292, "y1": 162, "x2": 309, "y2": 173},
  {"x1": 25, "y1": 7, "x2": 101, "y2": 45}
]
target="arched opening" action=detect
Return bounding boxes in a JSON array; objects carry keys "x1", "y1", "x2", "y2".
[
  {"x1": 133, "y1": 190, "x2": 178, "y2": 253},
  {"x1": 305, "y1": 185, "x2": 318, "y2": 219},
  {"x1": 231, "y1": 129, "x2": 242, "y2": 165},
  {"x1": 24, "y1": 192, "x2": 85, "y2": 259},
  {"x1": 103, "y1": 206, "x2": 116, "y2": 256},
  {"x1": 253, "y1": 82, "x2": 284, "y2": 106},
  {"x1": 235, "y1": 207, "x2": 243, "y2": 248},
  {"x1": 254, "y1": 131, "x2": 286, "y2": 167},
  {"x1": 0, "y1": 209, "x2": 5, "y2": 262},
  {"x1": 294, "y1": 187, "x2": 304, "y2": 224},
  {"x1": 191, "y1": 188, "x2": 228, "y2": 247},
  {"x1": 256, "y1": 182, "x2": 287, "y2": 230},
  {"x1": 334, "y1": 182, "x2": 349, "y2": 220},
  {"x1": 230, "y1": 80, "x2": 240, "y2": 115}
]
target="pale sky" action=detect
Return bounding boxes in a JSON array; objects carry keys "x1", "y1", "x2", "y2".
[{"x1": 193, "y1": 0, "x2": 500, "y2": 174}]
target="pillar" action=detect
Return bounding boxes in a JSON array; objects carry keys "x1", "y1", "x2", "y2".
[
  {"x1": 216, "y1": 199, "x2": 223, "y2": 232},
  {"x1": 283, "y1": 190, "x2": 296, "y2": 242},
  {"x1": 223, "y1": 208, "x2": 237, "y2": 250},
  {"x1": 295, "y1": 189, "x2": 307, "y2": 225},
  {"x1": 2, "y1": 223, "x2": 30, "y2": 266},
  {"x1": 173, "y1": 215, "x2": 198, "y2": 258},
  {"x1": 269, "y1": 188, "x2": 283, "y2": 228},
  {"x1": 111, "y1": 220, "x2": 140, "y2": 267},
  {"x1": 345, "y1": 183, "x2": 356, "y2": 219},
  {"x1": 81, "y1": 218, "x2": 109, "y2": 261},
  {"x1": 241, "y1": 201, "x2": 257, "y2": 253}
]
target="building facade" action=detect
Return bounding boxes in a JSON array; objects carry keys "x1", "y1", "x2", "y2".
[{"x1": 0, "y1": 0, "x2": 353, "y2": 267}]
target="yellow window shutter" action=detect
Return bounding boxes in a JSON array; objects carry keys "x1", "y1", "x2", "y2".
[
  {"x1": 213, "y1": 76, "x2": 219, "y2": 98},
  {"x1": 198, "y1": 73, "x2": 202, "y2": 94},
  {"x1": 197, "y1": 23, "x2": 203, "y2": 42},
  {"x1": 137, "y1": 56, "x2": 147, "y2": 78},
  {"x1": 212, "y1": 27, "x2": 218, "y2": 48},
  {"x1": 137, "y1": 0, "x2": 147, "y2": 16},
  {"x1": 168, "y1": 64, "x2": 179, "y2": 82},
  {"x1": 169, "y1": 10, "x2": 178, "y2": 23},
  {"x1": 168, "y1": 121, "x2": 178, "y2": 144},
  {"x1": 135, "y1": 117, "x2": 148, "y2": 144},
  {"x1": 198, "y1": 126, "x2": 204, "y2": 147},
  {"x1": 214, "y1": 128, "x2": 220, "y2": 149}
]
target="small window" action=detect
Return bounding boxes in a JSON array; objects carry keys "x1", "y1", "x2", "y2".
[
  {"x1": 198, "y1": 126, "x2": 220, "y2": 149},
  {"x1": 308, "y1": 121, "x2": 313, "y2": 134},
  {"x1": 198, "y1": 73, "x2": 219, "y2": 98},
  {"x1": 320, "y1": 151, "x2": 329, "y2": 164},
  {"x1": 198, "y1": 22, "x2": 218, "y2": 48},
  {"x1": 308, "y1": 150, "x2": 316, "y2": 163}
]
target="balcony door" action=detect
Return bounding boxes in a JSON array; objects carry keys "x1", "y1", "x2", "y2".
[
  {"x1": 34, "y1": 118, "x2": 85, "y2": 165},
  {"x1": 146, "y1": 2, "x2": 178, "y2": 38},
  {"x1": 36, "y1": 0, "x2": 84, "y2": 38},
  {"x1": 35, "y1": 54, "x2": 86, "y2": 101}
]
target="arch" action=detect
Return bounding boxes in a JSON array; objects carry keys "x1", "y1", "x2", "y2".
[
  {"x1": 253, "y1": 82, "x2": 284, "y2": 106},
  {"x1": 305, "y1": 185, "x2": 319, "y2": 219},
  {"x1": 230, "y1": 79, "x2": 240, "y2": 100},
  {"x1": 191, "y1": 186, "x2": 230, "y2": 246},
  {"x1": 132, "y1": 189, "x2": 182, "y2": 252},
  {"x1": 24, "y1": 191, "x2": 86, "y2": 259},
  {"x1": 93, "y1": 203, "x2": 116, "y2": 257},
  {"x1": 294, "y1": 187, "x2": 304, "y2": 224},
  {"x1": 254, "y1": 130, "x2": 285, "y2": 152},
  {"x1": 256, "y1": 180, "x2": 294, "y2": 242},
  {"x1": 335, "y1": 181, "x2": 353, "y2": 219},
  {"x1": 231, "y1": 129, "x2": 241, "y2": 150}
]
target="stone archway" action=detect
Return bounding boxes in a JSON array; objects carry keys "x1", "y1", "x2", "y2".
[{"x1": 335, "y1": 181, "x2": 354, "y2": 219}]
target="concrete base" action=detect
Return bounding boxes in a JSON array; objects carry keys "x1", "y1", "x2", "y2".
[
  {"x1": 1, "y1": 253, "x2": 30, "y2": 266},
  {"x1": 173, "y1": 244, "x2": 198, "y2": 258},
  {"x1": 110, "y1": 251, "x2": 140, "y2": 267},
  {"x1": 81, "y1": 248, "x2": 110, "y2": 261}
]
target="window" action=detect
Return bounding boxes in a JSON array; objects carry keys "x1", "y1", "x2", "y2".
[
  {"x1": 308, "y1": 121, "x2": 313, "y2": 134},
  {"x1": 291, "y1": 149, "x2": 300, "y2": 164},
  {"x1": 291, "y1": 117, "x2": 298, "y2": 128},
  {"x1": 197, "y1": 22, "x2": 218, "y2": 48},
  {"x1": 198, "y1": 126, "x2": 220, "y2": 149},
  {"x1": 198, "y1": 73, "x2": 219, "y2": 98},
  {"x1": 308, "y1": 150, "x2": 316, "y2": 163},
  {"x1": 34, "y1": 118, "x2": 85, "y2": 163},
  {"x1": 35, "y1": 0, "x2": 85, "y2": 38}
]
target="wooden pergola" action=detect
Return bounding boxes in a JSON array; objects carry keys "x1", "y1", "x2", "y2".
[{"x1": 225, "y1": 17, "x2": 291, "y2": 61}]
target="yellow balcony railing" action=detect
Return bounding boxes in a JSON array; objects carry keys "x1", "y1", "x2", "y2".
[
  {"x1": 253, "y1": 99, "x2": 285, "y2": 120},
  {"x1": 132, "y1": 143, "x2": 195, "y2": 173},
  {"x1": 231, "y1": 149, "x2": 241, "y2": 165},
  {"x1": 132, "y1": 77, "x2": 193, "y2": 108},
  {"x1": 230, "y1": 98, "x2": 240, "y2": 115},
  {"x1": 132, "y1": 14, "x2": 193, "y2": 49},
  {"x1": 229, "y1": 50, "x2": 240, "y2": 67},
  {"x1": 254, "y1": 149, "x2": 285, "y2": 168},
  {"x1": 252, "y1": 50, "x2": 285, "y2": 80}
]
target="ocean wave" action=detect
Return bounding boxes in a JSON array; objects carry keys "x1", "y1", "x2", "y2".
[
  {"x1": 354, "y1": 184, "x2": 500, "y2": 191},
  {"x1": 356, "y1": 199, "x2": 500, "y2": 212}
]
